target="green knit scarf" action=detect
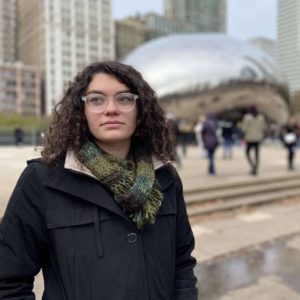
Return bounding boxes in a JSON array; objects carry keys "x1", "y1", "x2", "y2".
[{"x1": 78, "y1": 141, "x2": 163, "y2": 229}]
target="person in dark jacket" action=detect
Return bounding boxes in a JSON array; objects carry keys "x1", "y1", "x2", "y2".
[
  {"x1": 280, "y1": 116, "x2": 299, "y2": 170},
  {"x1": 0, "y1": 61, "x2": 197, "y2": 300},
  {"x1": 166, "y1": 112, "x2": 182, "y2": 168},
  {"x1": 14, "y1": 126, "x2": 24, "y2": 146},
  {"x1": 201, "y1": 112, "x2": 219, "y2": 175},
  {"x1": 220, "y1": 120, "x2": 235, "y2": 159}
]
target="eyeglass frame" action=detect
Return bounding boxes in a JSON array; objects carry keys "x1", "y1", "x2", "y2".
[{"x1": 81, "y1": 92, "x2": 139, "y2": 113}]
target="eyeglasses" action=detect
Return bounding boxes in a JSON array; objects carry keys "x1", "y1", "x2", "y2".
[{"x1": 81, "y1": 92, "x2": 138, "y2": 113}]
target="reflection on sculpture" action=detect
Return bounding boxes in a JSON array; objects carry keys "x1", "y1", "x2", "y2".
[{"x1": 123, "y1": 33, "x2": 290, "y2": 124}]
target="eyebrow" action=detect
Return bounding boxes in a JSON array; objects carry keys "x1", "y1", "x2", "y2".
[{"x1": 86, "y1": 89, "x2": 131, "y2": 95}]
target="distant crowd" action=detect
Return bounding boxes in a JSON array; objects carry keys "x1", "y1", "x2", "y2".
[{"x1": 166, "y1": 106, "x2": 300, "y2": 176}]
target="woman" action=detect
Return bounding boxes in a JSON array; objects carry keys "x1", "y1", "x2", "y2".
[{"x1": 0, "y1": 62, "x2": 197, "y2": 299}]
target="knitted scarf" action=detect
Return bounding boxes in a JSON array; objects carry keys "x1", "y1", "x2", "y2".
[{"x1": 78, "y1": 141, "x2": 163, "y2": 229}]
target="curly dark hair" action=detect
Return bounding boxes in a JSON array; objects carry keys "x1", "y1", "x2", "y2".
[{"x1": 41, "y1": 61, "x2": 172, "y2": 165}]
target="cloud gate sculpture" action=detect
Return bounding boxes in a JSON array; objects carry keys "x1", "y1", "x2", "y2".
[{"x1": 123, "y1": 33, "x2": 290, "y2": 124}]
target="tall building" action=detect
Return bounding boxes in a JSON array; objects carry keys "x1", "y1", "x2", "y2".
[
  {"x1": 144, "y1": 12, "x2": 198, "y2": 40},
  {"x1": 0, "y1": 62, "x2": 41, "y2": 115},
  {"x1": 18, "y1": 0, "x2": 115, "y2": 114},
  {"x1": 115, "y1": 17, "x2": 146, "y2": 61},
  {"x1": 115, "y1": 13, "x2": 199, "y2": 60},
  {"x1": 277, "y1": 0, "x2": 300, "y2": 97},
  {"x1": 0, "y1": 0, "x2": 17, "y2": 62},
  {"x1": 165, "y1": 0, "x2": 227, "y2": 33}
]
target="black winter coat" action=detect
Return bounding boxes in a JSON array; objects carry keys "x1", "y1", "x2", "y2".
[{"x1": 0, "y1": 159, "x2": 197, "y2": 300}]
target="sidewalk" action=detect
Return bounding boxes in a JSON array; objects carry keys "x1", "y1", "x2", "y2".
[
  {"x1": 177, "y1": 141, "x2": 297, "y2": 191},
  {"x1": 168, "y1": 142, "x2": 300, "y2": 261}
]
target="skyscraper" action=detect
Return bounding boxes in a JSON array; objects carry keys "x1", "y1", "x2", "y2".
[
  {"x1": 165, "y1": 0, "x2": 227, "y2": 33},
  {"x1": 18, "y1": 0, "x2": 115, "y2": 114},
  {"x1": 277, "y1": 0, "x2": 300, "y2": 97},
  {"x1": 0, "y1": 62, "x2": 41, "y2": 115},
  {"x1": 0, "y1": 0, "x2": 17, "y2": 62},
  {"x1": 115, "y1": 17, "x2": 146, "y2": 60}
]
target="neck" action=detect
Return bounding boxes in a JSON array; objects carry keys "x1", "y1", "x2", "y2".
[{"x1": 94, "y1": 140, "x2": 131, "y2": 160}]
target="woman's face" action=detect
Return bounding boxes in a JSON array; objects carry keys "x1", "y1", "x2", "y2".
[{"x1": 84, "y1": 73, "x2": 138, "y2": 153}]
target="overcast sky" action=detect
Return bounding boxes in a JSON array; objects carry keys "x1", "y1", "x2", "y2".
[{"x1": 112, "y1": 0, "x2": 276, "y2": 41}]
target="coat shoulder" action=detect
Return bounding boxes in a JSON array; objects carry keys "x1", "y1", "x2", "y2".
[
  {"x1": 155, "y1": 163, "x2": 181, "y2": 190},
  {"x1": 26, "y1": 158, "x2": 64, "y2": 181}
]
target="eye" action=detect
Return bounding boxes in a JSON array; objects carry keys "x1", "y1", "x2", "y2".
[
  {"x1": 87, "y1": 94, "x2": 106, "y2": 105},
  {"x1": 117, "y1": 93, "x2": 135, "y2": 103}
]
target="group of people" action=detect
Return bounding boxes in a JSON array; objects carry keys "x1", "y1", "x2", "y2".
[{"x1": 192, "y1": 106, "x2": 299, "y2": 176}]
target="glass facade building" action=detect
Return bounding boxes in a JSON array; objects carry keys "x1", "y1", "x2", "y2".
[
  {"x1": 277, "y1": 0, "x2": 300, "y2": 96},
  {"x1": 0, "y1": 0, "x2": 17, "y2": 62},
  {"x1": 165, "y1": 0, "x2": 226, "y2": 33}
]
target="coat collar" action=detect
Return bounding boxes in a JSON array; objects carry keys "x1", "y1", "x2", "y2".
[
  {"x1": 43, "y1": 150, "x2": 174, "y2": 227},
  {"x1": 44, "y1": 161, "x2": 133, "y2": 226},
  {"x1": 64, "y1": 149, "x2": 169, "y2": 175}
]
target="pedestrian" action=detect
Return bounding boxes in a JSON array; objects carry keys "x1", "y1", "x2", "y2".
[
  {"x1": 14, "y1": 126, "x2": 24, "y2": 146},
  {"x1": 194, "y1": 114, "x2": 206, "y2": 157},
  {"x1": 201, "y1": 112, "x2": 219, "y2": 175},
  {"x1": 0, "y1": 61, "x2": 197, "y2": 299},
  {"x1": 220, "y1": 120, "x2": 235, "y2": 159},
  {"x1": 178, "y1": 118, "x2": 191, "y2": 157},
  {"x1": 240, "y1": 105, "x2": 267, "y2": 175},
  {"x1": 166, "y1": 112, "x2": 182, "y2": 168},
  {"x1": 280, "y1": 116, "x2": 299, "y2": 170}
]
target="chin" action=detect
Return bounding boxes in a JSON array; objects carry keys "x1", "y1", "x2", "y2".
[{"x1": 96, "y1": 134, "x2": 132, "y2": 145}]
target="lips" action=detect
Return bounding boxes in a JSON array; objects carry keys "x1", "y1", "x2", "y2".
[{"x1": 101, "y1": 121, "x2": 123, "y2": 126}]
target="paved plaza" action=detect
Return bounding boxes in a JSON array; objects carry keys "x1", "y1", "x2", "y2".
[{"x1": 1, "y1": 143, "x2": 300, "y2": 299}]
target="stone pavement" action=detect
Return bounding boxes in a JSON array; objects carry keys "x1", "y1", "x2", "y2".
[
  {"x1": 1, "y1": 143, "x2": 300, "y2": 299},
  {"x1": 176, "y1": 140, "x2": 298, "y2": 190}
]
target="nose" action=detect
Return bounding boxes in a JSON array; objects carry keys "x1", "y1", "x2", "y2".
[{"x1": 104, "y1": 98, "x2": 119, "y2": 114}]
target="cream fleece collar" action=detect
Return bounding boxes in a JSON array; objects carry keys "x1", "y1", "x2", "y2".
[{"x1": 64, "y1": 149, "x2": 169, "y2": 177}]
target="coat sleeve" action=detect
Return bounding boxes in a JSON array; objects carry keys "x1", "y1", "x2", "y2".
[
  {"x1": 174, "y1": 177, "x2": 198, "y2": 300},
  {"x1": 0, "y1": 164, "x2": 49, "y2": 299}
]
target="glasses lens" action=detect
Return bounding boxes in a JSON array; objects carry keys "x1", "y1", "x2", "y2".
[
  {"x1": 83, "y1": 93, "x2": 137, "y2": 112},
  {"x1": 116, "y1": 93, "x2": 136, "y2": 111},
  {"x1": 86, "y1": 94, "x2": 106, "y2": 112}
]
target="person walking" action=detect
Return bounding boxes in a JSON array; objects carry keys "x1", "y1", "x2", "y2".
[
  {"x1": 201, "y1": 112, "x2": 219, "y2": 175},
  {"x1": 280, "y1": 116, "x2": 299, "y2": 170},
  {"x1": 240, "y1": 105, "x2": 267, "y2": 175},
  {"x1": 0, "y1": 62, "x2": 198, "y2": 299},
  {"x1": 220, "y1": 120, "x2": 235, "y2": 159},
  {"x1": 14, "y1": 126, "x2": 24, "y2": 146},
  {"x1": 166, "y1": 112, "x2": 182, "y2": 168},
  {"x1": 194, "y1": 114, "x2": 206, "y2": 157}
]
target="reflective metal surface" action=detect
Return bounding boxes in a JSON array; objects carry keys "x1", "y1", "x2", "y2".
[{"x1": 123, "y1": 34, "x2": 290, "y2": 124}]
